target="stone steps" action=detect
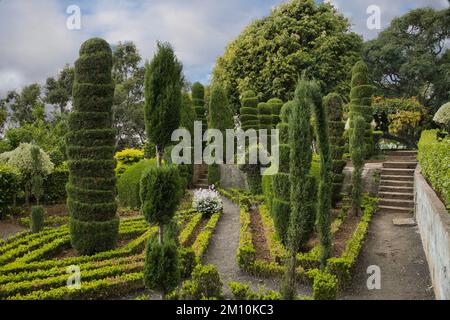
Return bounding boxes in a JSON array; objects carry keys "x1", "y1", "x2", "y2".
[
  {"x1": 381, "y1": 168, "x2": 415, "y2": 176},
  {"x1": 379, "y1": 185, "x2": 414, "y2": 193},
  {"x1": 380, "y1": 175, "x2": 414, "y2": 182},
  {"x1": 378, "y1": 205, "x2": 413, "y2": 214},
  {"x1": 379, "y1": 198, "x2": 414, "y2": 209},
  {"x1": 383, "y1": 162, "x2": 418, "y2": 169},
  {"x1": 379, "y1": 191, "x2": 414, "y2": 201},
  {"x1": 380, "y1": 179, "x2": 414, "y2": 188},
  {"x1": 386, "y1": 150, "x2": 418, "y2": 157}
]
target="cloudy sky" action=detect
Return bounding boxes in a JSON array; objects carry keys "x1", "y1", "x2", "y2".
[{"x1": 0, "y1": 0, "x2": 448, "y2": 96}]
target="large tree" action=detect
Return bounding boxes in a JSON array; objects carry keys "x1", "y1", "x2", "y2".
[
  {"x1": 44, "y1": 64, "x2": 75, "y2": 114},
  {"x1": 213, "y1": 0, "x2": 362, "y2": 111},
  {"x1": 364, "y1": 7, "x2": 450, "y2": 113},
  {"x1": 144, "y1": 42, "x2": 183, "y2": 166},
  {"x1": 112, "y1": 42, "x2": 146, "y2": 149},
  {"x1": 7, "y1": 84, "x2": 44, "y2": 125}
]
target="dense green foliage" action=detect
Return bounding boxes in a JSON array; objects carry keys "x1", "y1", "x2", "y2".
[
  {"x1": 267, "y1": 98, "x2": 283, "y2": 128},
  {"x1": 143, "y1": 237, "x2": 180, "y2": 298},
  {"x1": 418, "y1": 130, "x2": 450, "y2": 209},
  {"x1": 192, "y1": 82, "x2": 207, "y2": 129},
  {"x1": 144, "y1": 42, "x2": 182, "y2": 165},
  {"x1": 41, "y1": 164, "x2": 69, "y2": 204},
  {"x1": 0, "y1": 164, "x2": 19, "y2": 219},
  {"x1": 114, "y1": 148, "x2": 144, "y2": 176},
  {"x1": 30, "y1": 145, "x2": 44, "y2": 205},
  {"x1": 112, "y1": 42, "x2": 146, "y2": 149},
  {"x1": 213, "y1": 0, "x2": 362, "y2": 110},
  {"x1": 44, "y1": 64, "x2": 74, "y2": 114},
  {"x1": 140, "y1": 165, "x2": 183, "y2": 226},
  {"x1": 67, "y1": 38, "x2": 119, "y2": 255},
  {"x1": 117, "y1": 159, "x2": 157, "y2": 209},
  {"x1": 350, "y1": 116, "x2": 366, "y2": 215},
  {"x1": 364, "y1": 7, "x2": 450, "y2": 112},
  {"x1": 31, "y1": 206, "x2": 45, "y2": 233},
  {"x1": 207, "y1": 84, "x2": 235, "y2": 185},
  {"x1": 372, "y1": 96, "x2": 428, "y2": 148},
  {"x1": 348, "y1": 61, "x2": 375, "y2": 158},
  {"x1": 324, "y1": 93, "x2": 346, "y2": 206},
  {"x1": 238, "y1": 91, "x2": 262, "y2": 194}
]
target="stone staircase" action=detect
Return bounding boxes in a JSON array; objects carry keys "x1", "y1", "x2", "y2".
[
  {"x1": 378, "y1": 150, "x2": 417, "y2": 215},
  {"x1": 193, "y1": 164, "x2": 209, "y2": 189}
]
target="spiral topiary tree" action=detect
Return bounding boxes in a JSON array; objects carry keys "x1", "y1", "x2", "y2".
[
  {"x1": 267, "y1": 98, "x2": 283, "y2": 127},
  {"x1": 323, "y1": 93, "x2": 346, "y2": 207},
  {"x1": 192, "y1": 82, "x2": 207, "y2": 131},
  {"x1": 272, "y1": 101, "x2": 294, "y2": 245},
  {"x1": 67, "y1": 38, "x2": 119, "y2": 255},
  {"x1": 349, "y1": 61, "x2": 375, "y2": 158},
  {"x1": 239, "y1": 91, "x2": 262, "y2": 194}
]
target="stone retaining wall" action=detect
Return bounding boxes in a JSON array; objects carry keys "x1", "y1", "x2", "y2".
[{"x1": 415, "y1": 166, "x2": 450, "y2": 300}]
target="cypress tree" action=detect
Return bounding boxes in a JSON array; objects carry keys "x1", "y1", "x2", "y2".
[
  {"x1": 144, "y1": 42, "x2": 182, "y2": 167},
  {"x1": 67, "y1": 38, "x2": 119, "y2": 255},
  {"x1": 207, "y1": 84, "x2": 234, "y2": 185},
  {"x1": 282, "y1": 79, "x2": 314, "y2": 299},
  {"x1": 323, "y1": 93, "x2": 346, "y2": 207},
  {"x1": 349, "y1": 61, "x2": 375, "y2": 158}
]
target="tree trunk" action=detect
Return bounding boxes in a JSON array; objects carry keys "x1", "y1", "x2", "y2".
[{"x1": 156, "y1": 146, "x2": 162, "y2": 167}]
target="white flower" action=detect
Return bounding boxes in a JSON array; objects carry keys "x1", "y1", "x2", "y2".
[{"x1": 192, "y1": 186, "x2": 223, "y2": 216}]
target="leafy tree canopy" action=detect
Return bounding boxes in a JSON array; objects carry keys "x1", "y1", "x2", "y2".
[
  {"x1": 44, "y1": 64, "x2": 74, "y2": 114},
  {"x1": 213, "y1": 0, "x2": 362, "y2": 112},
  {"x1": 363, "y1": 7, "x2": 450, "y2": 112}
]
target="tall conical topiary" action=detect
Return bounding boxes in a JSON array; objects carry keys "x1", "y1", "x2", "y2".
[
  {"x1": 349, "y1": 61, "x2": 375, "y2": 158},
  {"x1": 324, "y1": 93, "x2": 346, "y2": 207},
  {"x1": 207, "y1": 84, "x2": 234, "y2": 186},
  {"x1": 239, "y1": 91, "x2": 262, "y2": 194},
  {"x1": 144, "y1": 42, "x2": 182, "y2": 166},
  {"x1": 271, "y1": 101, "x2": 294, "y2": 245},
  {"x1": 350, "y1": 115, "x2": 366, "y2": 215},
  {"x1": 67, "y1": 38, "x2": 119, "y2": 255},
  {"x1": 192, "y1": 82, "x2": 207, "y2": 130}
]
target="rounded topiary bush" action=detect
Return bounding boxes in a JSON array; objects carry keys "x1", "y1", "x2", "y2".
[
  {"x1": 67, "y1": 38, "x2": 119, "y2": 255},
  {"x1": 140, "y1": 165, "x2": 183, "y2": 226},
  {"x1": 117, "y1": 159, "x2": 157, "y2": 209},
  {"x1": 434, "y1": 102, "x2": 450, "y2": 133}
]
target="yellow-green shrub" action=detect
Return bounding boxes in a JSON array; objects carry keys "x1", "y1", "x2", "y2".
[{"x1": 114, "y1": 148, "x2": 144, "y2": 176}]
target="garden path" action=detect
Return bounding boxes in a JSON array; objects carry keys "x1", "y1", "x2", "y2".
[
  {"x1": 203, "y1": 196, "x2": 311, "y2": 298},
  {"x1": 0, "y1": 222, "x2": 25, "y2": 240},
  {"x1": 341, "y1": 151, "x2": 434, "y2": 300}
]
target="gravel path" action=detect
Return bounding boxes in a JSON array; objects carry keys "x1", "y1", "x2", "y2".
[
  {"x1": 203, "y1": 196, "x2": 311, "y2": 298},
  {"x1": 0, "y1": 222, "x2": 26, "y2": 240},
  {"x1": 340, "y1": 210, "x2": 434, "y2": 300}
]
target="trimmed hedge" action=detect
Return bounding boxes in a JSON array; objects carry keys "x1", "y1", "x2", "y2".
[
  {"x1": 418, "y1": 130, "x2": 450, "y2": 209},
  {"x1": 67, "y1": 38, "x2": 118, "y2": 255},
  {"x1": 117, "y1": 159, "x2": 157, "y2": 209},
  {"x1": 114, "y1": 148, "x2": 144, "y2": 176},
  {"x1": 42, "y1": 164, "x2": 69, "y2": 204}
]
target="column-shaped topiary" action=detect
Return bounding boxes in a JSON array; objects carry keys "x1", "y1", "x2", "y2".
[
  {"x1": 350, "y1": 115, "x2": 366, "y2": 215},
  {"x1": 140, "y1": 165, "x2": 183, "y2": 298},
  {"x1": 207, "y1": 84, "x2": 234, "y2": 185},
  {"x1": 192, "y1": 82, "x2": 207, "y2": 130},
  {"x1": 66, "y1": 38, "x2": 119, "y2": 255},
  {"x1": 282, "y1": 77, "x2": 332, "y2": 298},
  {"x1": 239, "y1": 91, "x2": 262, "y2": 194},
  {"x1": 258, "y1": 102, "x2": 273, "y2": 131},
  {"x1": 271, "y1": 101, "x2": 294, "y2": 245},
  {"x1": 144, "y1": 42, "x2": 182, "y2": 166},
  {"x1": 323, "y1": 93, "x2": 346, "y2": 207},
  {"x1": 349, "y1": 61, "x2": 375, "y2": 158},
  {"x1": 31, "y1": 205, "x2": 44, "y2": 233},
  {"x1": 267, "y1": 98, "x2": 283, "y2": 127}
]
